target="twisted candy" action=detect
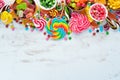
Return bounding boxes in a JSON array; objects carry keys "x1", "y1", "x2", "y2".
[
  {"x1": 46, "y1": 18, "x2": 69, "y2": 40},
  {"x1": 33, "y1": 18, "x2": 46, "y2": 31},
  {"x1": 49, "y1": 9, "x2": 58, "y2": 18},
  {"x1": 69, "y1": 12, "x2": 90, "y2": 33}
]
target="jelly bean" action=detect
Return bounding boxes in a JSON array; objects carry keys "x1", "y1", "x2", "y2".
[{"x1": 16, "y1": 3, "x2": 27, "y2": 10}]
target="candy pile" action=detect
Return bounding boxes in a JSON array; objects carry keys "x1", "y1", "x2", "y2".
[
  {"x1": 40, "y1": 0, "x2": 56, "y2": 10},
  {"x1": 107, "y1": 0, "x2": 120, "y2": 10},
  {"x1": 11, "y1": 0, "x2": 36, "y2": 18},
  {"x1": 89, "y1": 3, "x2": 108, "y2": 21},
  {"x1": 0, "y1": 0, "x2": 120, "y2": 41}
]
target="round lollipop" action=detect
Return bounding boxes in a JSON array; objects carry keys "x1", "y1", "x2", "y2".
[
  {"x1": 89, "y1": 3, "x2": 108, "y2": 22},
  {"x1": 39, "y1": 0, "x2": 57, "y2": 10},
  {"x1": 69, "y1": 12, "x2": 90, "y2": 33},
  {"x1": 46, "y1": 18, "x2": 69, "y2": 40}
]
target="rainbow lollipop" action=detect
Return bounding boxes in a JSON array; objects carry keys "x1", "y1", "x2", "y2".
[{"x1": 46, "y1": 18, "x2": 69, "y2": 40}]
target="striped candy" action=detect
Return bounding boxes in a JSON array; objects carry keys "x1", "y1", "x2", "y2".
[{"x1": 33, "y1": 18, "x2": 46, "y2": 31}]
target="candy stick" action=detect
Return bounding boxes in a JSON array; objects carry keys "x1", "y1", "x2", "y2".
[
  {"x1": 106, "y1": 17, "x2": 117, "y2": 30},
  {"x1": 60, "y1": 1, "x2": 65, "y2": 18}
]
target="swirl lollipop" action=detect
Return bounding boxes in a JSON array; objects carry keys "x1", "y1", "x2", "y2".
[
  {"x1": 69, "y1": 12, "x2": 90, "y2": 33},
  {"x1": 32, "y1": 18, "x2": 46, "y2": 31},
  {"x1": 46, "y1": 18, "x2": 69, "y2": 40}
]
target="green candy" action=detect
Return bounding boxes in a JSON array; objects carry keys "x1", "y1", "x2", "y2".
[
  {"x1": 28, "y1": 0, "x2": 33, "y2": 4},
  {"x1": 71, "y1": 0, "x2": 75, "y2": 2},
  {"x1": 40, "y1": 0, "x2": 55, "y2": 8},
  {"x1": 71, "y1": 3, "x2": 76, "y2": 8},
  {"x1": 16, "y1": 3, "x2": 27, "y2": 10},
  {"x1": 56, "y1": 4, "x2": 62, "y2": 11}
]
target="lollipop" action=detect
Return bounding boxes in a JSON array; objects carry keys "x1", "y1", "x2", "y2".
[
  {"x1": 32, "y1": 18, "x2": 46, "y2": 31},
  {"x1": 89, "y1": 3, "x2": 108, "y2": 21},
  {"x1": 69, "y1": 12, "x2": 90, "y2": 33},
  {"x1": 0, "y1": 11, "x2": 13, "y2": 25},
  {"x1": 46, "y1": 18, "x2": 69, "y2": 40},
  {"x1": 39, "y1": 0, "x2": 57, "y2": 10}
]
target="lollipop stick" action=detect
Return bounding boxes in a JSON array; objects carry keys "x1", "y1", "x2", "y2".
[{"x1": 60, "y1": 2, "x2": 65, "y2": 18}]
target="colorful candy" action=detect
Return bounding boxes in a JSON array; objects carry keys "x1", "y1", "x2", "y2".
[
  {"x1": 10, "y1": 0, "x2": 36, "y2": 19},
  {"x1": 46, "y1": 18, "x2": 69, "y2": 40},
  {"x1": 66, "y1": 0, "x2": 88, "y2": 10},
  {"x1": 89, "y1": 3, "x2": 108, "y2": 21},
  {"x1": 32, "y1": 18, "x2": 46, "y2": 31},
  {"x1": 0, "y1": 0, "x2": 120, "y2": 41},
  {"x1": 69, "y1": 12, "x2": 90, "y2": 33},
  {"x1": 1, "y1": 11, "x2": 13, "y2": 25}
]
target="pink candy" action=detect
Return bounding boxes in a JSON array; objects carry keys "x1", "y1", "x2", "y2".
[
  {"x1": 0, "y1": 0, "x2": 5, "y2": 9},
  {"x1": 66, "y1": 0, "x2": 71, "y2": 4},
  {"x1": 33, "y1": 18, "x2": 46, "y2": 31},
  {"x1": 69, "y1": 12, "x2": 90, "y2": 33},
  {"x1": 90, "y1": 3, "x2": 108, "y2": 21}
]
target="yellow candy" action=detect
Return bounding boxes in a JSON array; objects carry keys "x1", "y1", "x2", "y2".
[
  {"x1": 85, "y1": 5, "x2": 93, "y2": 22},
  {"x1": 94, "y1": 0, "x2": 106, "y2": 4},
  {"x1": 75, "y1": 0, "x2": 80, "y2": 2},
  {"x1": 16, "y1": 0, "x2": 22, "y2": 4},
  {"x1": 0, "y1": 11, "x2": 13, "y2": 25},
  {"x1": 108, "y1": 0, "x2": 120, "y2": 9}
]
